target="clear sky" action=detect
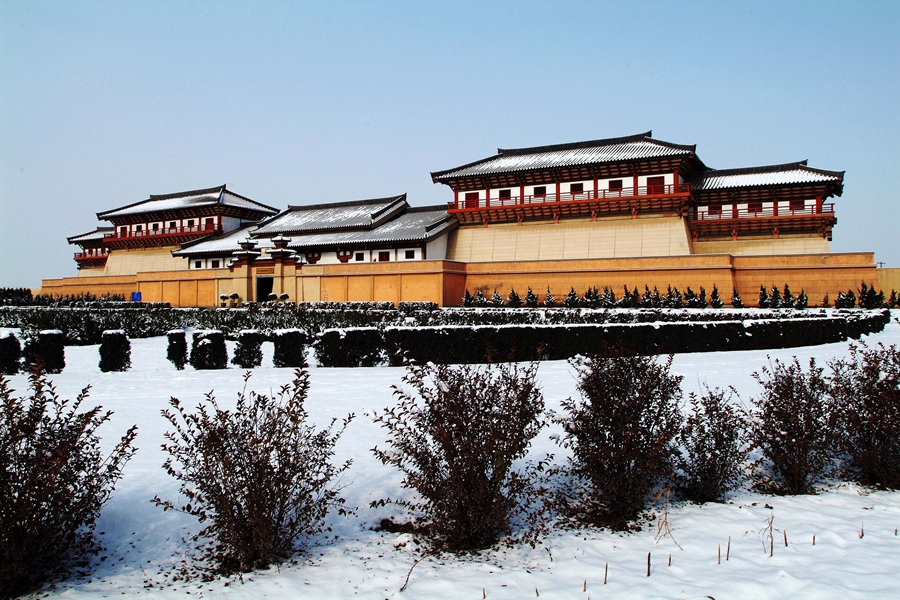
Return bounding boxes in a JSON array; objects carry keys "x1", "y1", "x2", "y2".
[{"x1": 1, "y1": 0, "x2": 898, "y2": 288}]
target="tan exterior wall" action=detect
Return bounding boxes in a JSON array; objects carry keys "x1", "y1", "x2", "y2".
[
  {"x1": 97, "y1": 246, "x2": 188, "y2": 276},
  {"x1": 41, "y1": 274, "x2": 138, "y2": 298},
  {"x1": 732, "y1": 253, "x2": 876, "y2": 306},
  {"x1": 41, "y1": 254, "x2": 878, "y2": 309},
  {"x1": 463, "y1": 255, "x2": 737, "y2": 304},
  {"x1": 447, "y1": 216, "x2": 692, "y2": 262},
  {"x1": 693, "y1": 236, "x2": 830, "y2": 256},
  {"x1": 876, "y1": 268, "x2": 900, "y2": 294}
]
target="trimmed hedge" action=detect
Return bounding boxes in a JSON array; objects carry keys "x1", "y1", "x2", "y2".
[
  {"x1": 0, "y1": 306, "x2": 891, "y2": 349},
  {"x1": 190, "y1": 331, "x2": 228, "y2": 370},
  {"x1": 167, "y1": 330, "x2": 188, "y2": 370},
  {"x1": 315, "y1": 328, "x2": 385, "y2": 367},
  {"x1": 0, "y1": 332, "x2": 21, "y2": 375},
  {"x1": 98, "y1": 330, "x2": 131, "y2": 372},
  {"x1": 272, "y1": 329, "x2": 307, "y2": 368},
  {"x1": 305, "y1": 312, "x2": 891, "y2": 366},
  {"x1": 22, "y1": 330, "x2": 65, "y2": 373},
  {"x1": 231, "y1": 330, "x2": 263, "y2": 369}
]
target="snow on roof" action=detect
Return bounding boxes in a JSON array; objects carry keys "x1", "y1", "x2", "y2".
[
  {"x1": 431, "y1": 132, "x2": 696, "y2": 181},
  {"x1": 173, "y1": 205, "x2": 455, "y2": 257},
  {"x1": 693, "y1": 161, "x2": 844, "y2": 191},
  {"x1": 97, "y1": 185, "x2": 278, "y2": 219},
  {"x1": 252, "y1": 194, "x2": 408, "y2": 236},
  {"x1": 172, "y1": 224, "x2": 260, "y2": 257},
  {"x1": 67, "y1": 227, "x2": 114, "y2": 244}
]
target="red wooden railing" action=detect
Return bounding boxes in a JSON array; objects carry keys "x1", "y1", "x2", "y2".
[
  {"x1": 688, "y1": 203, "x2": 834, "y2": 221},
  {"x1": 103, "y1": 224, "x2": 222, "y2": 240},
  {"x1": 447, "y1": 183, "x2": 691, "y2": 211},
  {"x1": 74, "y1": 250, "x2": 110, "y2": 260}
]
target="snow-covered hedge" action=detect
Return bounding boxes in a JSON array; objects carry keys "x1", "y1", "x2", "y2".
[
  {"x1": 98, "y1": 330, "x2": 131, "y2": 372},
  {"x1": 0, "y1": 306, "x2": 890, "y2": 349},
  {"x1": 311, "y1": 311, "x2": 891, "y2": 366}
]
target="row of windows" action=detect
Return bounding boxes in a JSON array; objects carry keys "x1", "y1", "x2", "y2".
[
  {"x1": 120, "y1": 217, "x2": 217, "y2": 236},
  {"x1": 191, "y1": 249, "x2": 419, "y2": 270},
  {"x1": 352, "y1": 250, "x2": 416, "y2": 262},
  {"x1": 464, "y1": 177, "x2": 666, "y2": 204}
]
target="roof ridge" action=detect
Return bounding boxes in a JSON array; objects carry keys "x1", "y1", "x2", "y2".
[
  {"x1": 405, "y1": 204, "x2": 451, "y2": 213},
  {"x1": 148, "y1": 185, "x2": 226, "y2": 201},
  {"x1": 496, "y1": 131, "x2": 653, "y2": 156},
  {"x1": 285, "y1": 194, "x2": 406, "y2": 212}
]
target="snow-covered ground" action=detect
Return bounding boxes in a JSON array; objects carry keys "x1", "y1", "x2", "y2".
[{"x1": 6, "y1": 314, "x2": 900, "y2": 599}]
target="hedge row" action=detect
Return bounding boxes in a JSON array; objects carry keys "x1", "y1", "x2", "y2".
[
  {"x1": 2, "y1": 305, "x2": 888, "y2": 347},
  {"x1": 313, "y1": 310, "x2": 891, "y2": 366}
]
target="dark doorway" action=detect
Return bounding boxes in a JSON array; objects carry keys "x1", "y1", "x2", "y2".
[{"x1": 256, "y1": 277, "x2": 274, "y2": 301}]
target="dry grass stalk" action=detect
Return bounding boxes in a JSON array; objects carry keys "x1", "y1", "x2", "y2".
[
  {"x1": 859, "y1": 525, "x2": 865, "y2": 539},
  {"x1": 647, "y1": 552, "x2": 651, "y2": 577},
  {"x1": 717, "y1": 544, "x2": 721, "y2": 564},
  {"x1": 726, "y1": 535, "x2": 731, "y2": 560},
  {"x1": 604, "y1": 562, "x2": 608, "y2": 584},
  {"x1": 783, "y1": 530, "x2": 788, "y2": 547}
]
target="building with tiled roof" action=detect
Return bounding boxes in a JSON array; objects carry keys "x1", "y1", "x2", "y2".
[{"x1": 44, "y1": 133, "x2": 880, "y2": 306}]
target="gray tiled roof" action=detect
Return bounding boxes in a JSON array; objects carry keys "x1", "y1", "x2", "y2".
[
  {"x1": 172, "y1": 224, "x2": 259, "y2": 257},
  {"x1": 173, "y1": 205, "x2": 455, "y2": 257},
  {"x1": 67, "y1": 227, "x2": 114, "y2": 244},
  {"x1": 252, "y1": 194, "x2": 408, "y2": 236},
  {"x1": 693, "y1": 161, "x2": 844, "y2": 191},
  {"x1": 431, "y1": 132, "x2": 696, "y2": 181},
  {"x1": 97, "y1": 185, "x2": 278, "y2": 219}
]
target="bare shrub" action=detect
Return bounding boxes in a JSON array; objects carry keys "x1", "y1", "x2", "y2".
[
  {"x1": 557, "y1": 354, "x2": 683, "y2": 529},
  {"x1": 154, "y1": 370, "x2": 352, "y2": 575},
  {"x1": 371, "y1": 362, "x2": 548, "y2": 552},
  {"x1": 0, "y1": 371, "x2": 137, "y2": 597},
  {"x1": 830, "y1": 343, "x2": 900, "y2": 488},
  {"x1": 750, "y1": 357, "x2": 834, "y2": 494},
  {"x1": 677, "y1": 385, "x2": 749, "y2": 503}
]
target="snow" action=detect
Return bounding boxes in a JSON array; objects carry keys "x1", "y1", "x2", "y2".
[{"x1": 5, "y1": 313, "x2": 900, "y2": 599}]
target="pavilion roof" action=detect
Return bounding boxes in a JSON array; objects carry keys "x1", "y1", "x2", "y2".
[
  {"x1": 97, "y1": 185, "x2": 278, "y2": 220},
  {"x1": 67, "y1": 227, "x2": 114, "y2": 244},
  {"x1": 431, "y1": 132, "x2": 702, "y2": 182},
  {"x1": 692, "y1": 161, "x2": 844, "y2": 192},
  {"x1": 252, "y1": 194, "x2": 408, "y2": 237},
  {"x1": 173, "y1": 205, "x2": 455, "y2": 257}
]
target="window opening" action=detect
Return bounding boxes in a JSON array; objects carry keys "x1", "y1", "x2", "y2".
[{"x1": 405, "y1": 250, "x2": 415, "y2": 259}]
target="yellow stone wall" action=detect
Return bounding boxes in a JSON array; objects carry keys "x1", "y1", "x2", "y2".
[
  {"x1": 732, "y1": 253, "x2": 876, "y2": 306},
  {"x1": 693, "y1": 236, "x2": 830, "y2": 256},
  {"x1": 447, "y1": 216, "x2": 692, "y2": 262},
  {"x1": 41, "y1": 252, "x2": 877, "y2": 308},
  {"x1": 876, "y1": 268, "x2": 900, "y2": 294},
  {"x1": 96, "y1": 246, "x2": 188, "y2": 276}
]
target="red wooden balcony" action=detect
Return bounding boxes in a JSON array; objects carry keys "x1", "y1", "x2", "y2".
[
  {"x1": 687, "y1": 203, "x2": 836, "y2": 238},
  {"x1": 73, "y1": 249, "x2": 109, "y2": 268},
  {"x1": 447, "y1": 183, "x2": 692, "y2": 224},
  {"x1": 74, "y1": 249, "x2": 110, "y2": 260},
  {"x1": 102, "y1": 224, "x2": 222, "y2": 248}
]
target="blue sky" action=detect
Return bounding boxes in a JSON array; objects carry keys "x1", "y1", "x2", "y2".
[{"x1": 1, "y1": 1, "x2": 898, "y2": 287}]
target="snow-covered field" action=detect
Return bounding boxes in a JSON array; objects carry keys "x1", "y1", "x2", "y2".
[{"x1": 6, "y1": 315, "x2": 900, "y2": 599}]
